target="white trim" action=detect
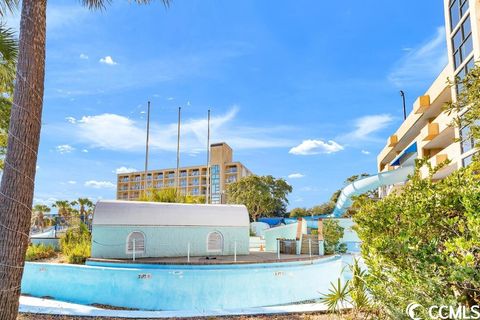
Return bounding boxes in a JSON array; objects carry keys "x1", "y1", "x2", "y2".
[
  {"x1": 206, "y1": 231, "x2": 224, "y2": 253},
  {"x1": 125, "y1": 231, "x2": 146, "y2": 254}
]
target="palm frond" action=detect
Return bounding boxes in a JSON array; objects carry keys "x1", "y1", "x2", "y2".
[
  {"x1": 81, "y1": 0, "x2": 170, "y2": 10},
  {"x1": 0, "y1": 0, "x2": 19, "y2": 17},
  {"x1": 0, "y1": 24, "x2": 17, "y2": 94}
]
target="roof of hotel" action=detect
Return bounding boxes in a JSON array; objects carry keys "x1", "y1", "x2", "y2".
[{"x1": 92, "y1": 200, "x2": 250, "y2": 227}]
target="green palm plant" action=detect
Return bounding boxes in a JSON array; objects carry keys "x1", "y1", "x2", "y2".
[
  {"x1": 0, "y1": 2, "x2": 170, "y2": 317},
  {"x1": 320, "y1": 278, "x2": 351, "y2": 313}
]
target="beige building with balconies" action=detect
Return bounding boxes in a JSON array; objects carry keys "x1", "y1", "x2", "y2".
[
  {"x1": 117, "y1": 142, "x2": 252, "y2": 203},
  {"x1": 377, "y1": 0, "x2": 479, "y2": 191}
]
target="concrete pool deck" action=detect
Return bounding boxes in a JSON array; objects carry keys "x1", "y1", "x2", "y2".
[{"x1": 87, "y1": 252, "x2": 326, "y2": 265}]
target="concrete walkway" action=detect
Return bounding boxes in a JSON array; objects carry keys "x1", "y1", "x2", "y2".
[{"x1": 19, "y1": 296, "x2": 345, "y2": 318}]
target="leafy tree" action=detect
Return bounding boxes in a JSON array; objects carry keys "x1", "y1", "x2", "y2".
[
  {"x1": 323, "y1": 219, "x2": 344, "y2": 254},
  {"x1": 0, "y1": 1, "x2": 170, "y2": 317},
  {"x1": 289, "y1": 207, "x2": 310, "y2": 218},
  {"x1": 354, "y1": 159, "x2": 480, "y2": 318},
  {"x1": 310, "y1": 202, "x2": 335, "y2": 215},
  {"x1": 446, "y1": 64, "x2": 480, "y2": 161},
  {"x1": 226, "y1": 175, "x2": 292, "y2": 221}
]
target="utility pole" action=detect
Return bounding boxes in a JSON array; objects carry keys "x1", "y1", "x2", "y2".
[
  {"x1": 144, "y1": 101, "x2": 151, "y2": 197},
  {"x1": 176, "y1": 106, "x2": 181, "y2": 194},
  {"x1": 205, "y1": 109, "x2": 211, "y2": 204},
  {"x1": 400, "y1": 90, "x2": 407, "y2": 120}
]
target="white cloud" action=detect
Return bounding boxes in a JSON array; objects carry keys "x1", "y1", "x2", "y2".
[
  {"x1": 99, "y1": 56, "x2": 117, "y2": 65},
  {"x1": 361, "y1": 150, "x2": 371, "y2": 155},
  {"x1": 79, "y1": 53, "x2": 89, "y2": 60},
  {"x1": 345, "y1": 114, "x2": 393, "y2": 141},
  {"x1": 56, "y1": 144, "x2": 75, "y2": 154},
  {"x1": 115, "y1": 166, "x2": 138, "y2": 174},
  {"x1": 289, "y1": 139, "x2": 344, "y2": 156},
  {"x1": 288, "y1": 173, "x2": 305, "y2": 179},
  {"x1": 67, "y1": 180, "x2": 77, "y2": 184},
  {"x1": 388, "y1": 27, "x2": 448, "y2": 88},
  {"x1": 84, "y1": 180, "x2": 115, "y2": 189},
  {"x1": 167, "y1": 97, "x2": 174, "y2": 101},
  {"x1": 65, "y1": 116, "x2": 76, "y2": 124},
  {"x1": 73, "y1": 107, "x2": 293, "y2": 152},
  {"x1": 81, "y1": 149, "x2": 89, "y2": 153}
]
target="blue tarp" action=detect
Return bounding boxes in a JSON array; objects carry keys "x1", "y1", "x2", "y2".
[
  {"x1": 391, "y1": 142, "x2": 417, "y2": 166},
  {"x1": 257, "y1": 217, "x2": 285, "y2": 227}
]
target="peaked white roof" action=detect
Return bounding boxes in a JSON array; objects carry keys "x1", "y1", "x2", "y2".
[{"x1": 92, "y1": 200, "x2": 249, "y2": 227}]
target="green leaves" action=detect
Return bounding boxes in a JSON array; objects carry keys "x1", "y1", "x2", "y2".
[
  {"x1": 226, "y1": 175, "x2": 292, "y2": 221},
  {"x1": 323, "y1": 219, "x2": 344, "y2": 255},
  {"x1": 354, "y1": 162, "x2": 480, "y2": 315}
]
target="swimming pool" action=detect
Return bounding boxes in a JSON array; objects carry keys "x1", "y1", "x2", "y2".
[{"x1": 21, "y1": 256, "x2": 343, "y2": 311}]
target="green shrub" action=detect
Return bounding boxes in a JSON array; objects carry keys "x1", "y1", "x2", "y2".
[
  {"x1": 25, "y1": 244, "x2": 56, "y2": 261},
  {"x1": 354, "y1": 160, "x2": 480, "y2": 318},
  {"x1": 323, "y1": 219, "x2": 344, "y2": 255},
  {"x1": 60, "y1": 223, "x2": 91, "y2": 264}
]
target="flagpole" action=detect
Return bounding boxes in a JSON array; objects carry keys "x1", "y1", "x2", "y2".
[
  {"x1": 205, "y1": 109, "x2": 211, "y2": 204},
  {"x1": 176, "y1": 106, "x2": 181, "y2": 195},
  {"x1": 144, "y1": 101, "x2": 151, "y2": 197}
]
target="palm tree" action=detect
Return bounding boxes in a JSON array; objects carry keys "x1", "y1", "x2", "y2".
[
  {"x1": 31, "y1": 204, "x2": 50, "y2": 232},
  {"x1": 76, "y1": 198, "x2": 93, "y2": 224},
  {"x1": 52, "y1": 200, "x2": 76, "y2": 225},
  {"x1": 0, "y1": 2, "x2": 169, "y2": 317}
]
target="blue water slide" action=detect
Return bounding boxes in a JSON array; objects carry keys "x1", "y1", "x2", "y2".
[{"x1": 331, "y1": 165, "x2": 415, "y2": 217}]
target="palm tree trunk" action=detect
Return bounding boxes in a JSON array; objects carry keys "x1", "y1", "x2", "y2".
[{"x1": 0, "y1": 1, "x2": 46, "y2": 318}]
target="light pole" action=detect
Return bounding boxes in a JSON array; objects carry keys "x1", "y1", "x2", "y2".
[
  {"x1": 205, "y1": 109, "x2": 211, "y2": 204},
  {"x1": 176, "y1": 106, "x2": 181, "y2": 194},
  {"x1": 144, "y1": 101, "x2": 151, "y2": 196},
  {"x1": 400, "y1": 90, "x2": 407, "y2": 120}
]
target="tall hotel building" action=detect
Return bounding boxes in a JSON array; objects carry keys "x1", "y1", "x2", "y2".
[
  {"x1": 116, "y1": 142, "x2": 252, "y2": 204},
  {"x1": 377, "y1": 0, "x2": 479, "y2": 192}
]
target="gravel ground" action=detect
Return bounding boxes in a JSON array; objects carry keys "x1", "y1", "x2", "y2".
[{"x1": 18, "y1": 312, "x2": 351, "y2": 320}]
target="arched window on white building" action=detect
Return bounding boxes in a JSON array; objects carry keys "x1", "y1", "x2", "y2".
[
  {"x1": 207, "y1": 231, "x2": 224, "y2": 253},
  {"x1": 126, "y1": 231, "x2": 145, "y2": 254}
]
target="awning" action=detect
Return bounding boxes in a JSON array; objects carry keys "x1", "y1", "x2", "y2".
[{"x1": 391, "y1": 142, "x2": 418, "y2": 166}]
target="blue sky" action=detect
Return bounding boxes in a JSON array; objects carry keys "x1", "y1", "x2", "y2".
[{"x1": 6, "y1": 0, "x2": 448, "y2": 210}]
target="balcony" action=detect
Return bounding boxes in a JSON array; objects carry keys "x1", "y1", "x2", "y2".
[
  {"x1": 414, "y1": 95, "x2": 431, "y2": 114},
  {"x1": 388, "y1": 135, "x2": 398, "y2": 147}
]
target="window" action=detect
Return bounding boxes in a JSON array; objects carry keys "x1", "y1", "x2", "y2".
[
  {"x1": 449, "y1": 0, "x2": 469, "y2": 30},
  {"x1": 463, "y1": 154, "x2": 474, "y2": 167},
  {"x1": 452, "y1": 16, "x2": 473, "y2": 70},
  {"x1": 207, "y1": 231, "x2": 223, "y2": 253},
  {"x1": 126, "y1": 231, "x2": 145, "y2": 254},
  {"x1": 455, "y1": 57, "x2": 475, "y2": 94},
  {"x1": 460, "y1": 113, "x2": 476, "y2": 154}
]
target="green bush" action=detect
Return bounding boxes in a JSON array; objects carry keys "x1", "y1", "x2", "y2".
[
  {"x1": 60, "y1": 223, "x2": 91, "y2": 264},
  {"x1": 354, "y1": 160, "x2": 480, "y2": 318},
  {"x1": 323, "y1": 219, "x2": 344, "y2": 255},
  {"x1": 25, "y1": 244, "x2": 56, "y2": 261}
]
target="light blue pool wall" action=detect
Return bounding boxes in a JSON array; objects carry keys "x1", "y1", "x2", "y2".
[
  {"x1": 91, "y1": 226, "x2": 249, "y2": 259},
  {"x1": 21, "y1": 256, "x2": 343, "y2": 311}
]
